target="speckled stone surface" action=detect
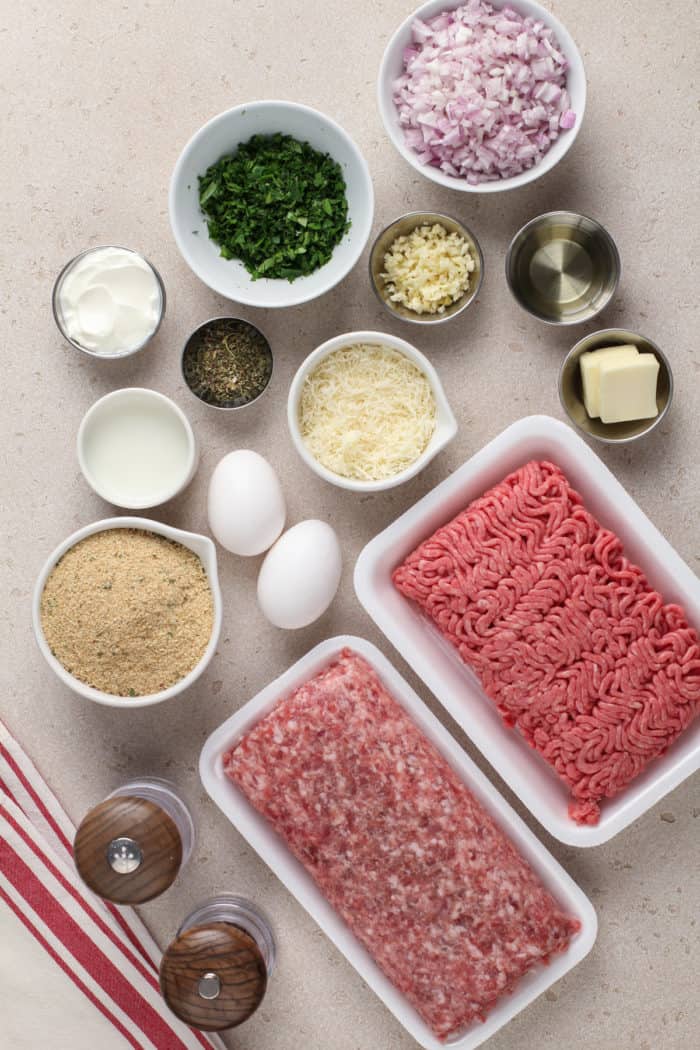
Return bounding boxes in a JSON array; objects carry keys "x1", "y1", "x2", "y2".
[{"x1": 2, "y1": 1, "x2": 699, "y2": 1048}]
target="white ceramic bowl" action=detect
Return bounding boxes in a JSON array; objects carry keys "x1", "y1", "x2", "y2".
[
  {"x1": 287, "y1": 330, "x2": 458, "y2": 493},
  {"x1": 77, "y1": 388, "x2": 199, "y2": 509},
  {"x1": 355, "y1": 416, "x2": 700, "y2": 846},
  {"x1": 200, "y1": 636, "x2": 597, "y2": 1050},
  {"x1": 33, "y1": 518, "x2": 222, "y2": 708},
  {"x1": 378, "y1": 0, "x2": 586, "y2": 193},
  {"x1": 169, "y1": 101, "x2": 374, "y2": 307}
]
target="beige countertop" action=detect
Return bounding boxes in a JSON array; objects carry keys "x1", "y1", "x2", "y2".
[{"x1": 2, "y1": 1, "x2": 699, "y2": 1047}]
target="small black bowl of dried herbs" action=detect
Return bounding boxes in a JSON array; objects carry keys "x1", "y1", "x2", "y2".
[{"x1": 182, "y1": 317, "x2": 273, "y2": 410}]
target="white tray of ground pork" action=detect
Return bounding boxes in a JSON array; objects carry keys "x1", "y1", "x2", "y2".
[
  {"x1": 354, "y1": 415, "x2": 700, "y2": 847},
  {"x1": 200, "y1": 635, "x2": 596, "y2": 1050}
]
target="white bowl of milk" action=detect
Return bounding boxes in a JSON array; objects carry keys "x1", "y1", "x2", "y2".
[{"x1": 77, "y1": 388, "x2": 198, "y2": 509}]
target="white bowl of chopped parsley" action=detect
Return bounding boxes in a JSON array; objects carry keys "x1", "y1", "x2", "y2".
[{"x1": 170, "y1": 101, "x2": 374, "y2": 308}]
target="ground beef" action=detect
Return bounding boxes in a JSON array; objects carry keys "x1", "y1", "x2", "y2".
[
  {"x1": 224, "y1": 649, "x2": 579, "y2": 1040},
  {"x1": 393, "y1": 460, "x2": 700, "y2": 825}
]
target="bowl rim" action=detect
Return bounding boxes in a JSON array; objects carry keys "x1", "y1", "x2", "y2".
[
  {"x1": 169, "y1": 99, "x2": 375, "y2": 308},
  {"x1": 32, "y1": 517, "x2": 223, "y2": 708},
  {"x1": 558, "y1": 327, "x2": 674, "y2": 444},
  {"x1": 52, "y1": 244, "x2": 166, "y2": 358},
  {"x1": 76, "y1": 387, "x2": 198, "y2": 508},
  {"x1": 287, "y1": 329, "x2": 458, "y2": 492},
  {"x1": 504, "y1": 209, "x2": 622, "y2": 326},
  {"x1": 368, "y1": 210, "x2": 485, "y2": 325},
  {"x1": 181, "y1": 315, "x2": 274, "y2": 411},
  {"x1": 377, "y1": 0, "x2": 587, "y2": 194}
]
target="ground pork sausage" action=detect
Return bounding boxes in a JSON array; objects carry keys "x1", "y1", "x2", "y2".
[{"x1": 225, "y1": 649, "x2": 579, "y2": 1039}]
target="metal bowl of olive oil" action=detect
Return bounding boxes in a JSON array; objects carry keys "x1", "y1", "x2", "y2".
[
  {"x1": 505, "y1": 211, "x2": 620, "y2": 325},
  {"x1": 181, "y1": 317, "x2": 273, "y2": 411}
]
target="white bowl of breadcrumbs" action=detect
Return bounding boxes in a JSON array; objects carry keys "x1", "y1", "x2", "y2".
[{"x1": 33, "y1": 518, "x2": 222, "y2": 708}]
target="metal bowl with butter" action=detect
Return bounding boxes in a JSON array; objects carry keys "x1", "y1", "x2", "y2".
[{"x1": 559, "y1": 328, "x2": 673, "y2": 444}]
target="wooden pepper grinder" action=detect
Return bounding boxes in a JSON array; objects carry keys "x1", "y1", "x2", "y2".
[
  {"x1": 159, "y1": 895, "x2": 275, "y2": 1031},
  {"x1": 73, "y1": 777, "x2": 194, "y2": 904}
]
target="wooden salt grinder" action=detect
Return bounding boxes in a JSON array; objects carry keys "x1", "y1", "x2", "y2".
[
  {"x1": 73, "y1": 777, "x2": 193, "y2": 905},
  {"x1": 159, "y1": 895, "x2": 276, "y2": 1032}
]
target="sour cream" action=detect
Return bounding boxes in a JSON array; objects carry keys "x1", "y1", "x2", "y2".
[{"x1": 56, "y1": 246, "x2": 163, "y2": 356}]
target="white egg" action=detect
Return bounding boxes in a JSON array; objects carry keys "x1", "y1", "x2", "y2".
[
  {"x1": 207, "y1": 450, "x2": 286, "y2": 557},
  {"x1": 257, "y1": 520, "x2": 342, "y2": 629}
]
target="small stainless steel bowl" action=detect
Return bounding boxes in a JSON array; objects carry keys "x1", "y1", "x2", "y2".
[
  {"x1": 505, "y1": 211, "x2": 620, "y2": 326},
  {"x1": 181, "y1": 316, "x2": 273, "y2": 411},
  {"x1": 52, "y1": 245, "x2": 166, "y2": 358},
  {"x1": 369, "y1": 211, "x2": 484, "y2": 325},
  {"x1": 559, "y1": 328, "x2": 673, "y2": 444}
]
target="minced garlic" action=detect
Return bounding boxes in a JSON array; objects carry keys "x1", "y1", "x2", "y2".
[{"x1": 381, "y1": 223, "x2": 475, "y2": 315}]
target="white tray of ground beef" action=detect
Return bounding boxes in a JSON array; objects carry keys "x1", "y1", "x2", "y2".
[
  {"x1": 354, "y1": 415, "x2": 700, "y2": 847},
  {"x1": 200, "y1": 635, "x2": 596, "y2": 1050}
]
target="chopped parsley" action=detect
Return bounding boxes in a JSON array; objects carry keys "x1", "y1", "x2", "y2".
[{"x1": 198, "y1": 133, "x2": 350, "y2": 281}]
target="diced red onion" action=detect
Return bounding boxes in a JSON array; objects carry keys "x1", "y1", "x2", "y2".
[{"x1": 392, "y1": 0, "x2": 576, "y2": 183}]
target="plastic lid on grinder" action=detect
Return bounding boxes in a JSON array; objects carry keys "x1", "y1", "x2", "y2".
[
  {"x1": 73, "y1": 794, "x2": 183, "y2": 904},
  {"x1": 159, "y1": 921, "x2": 267, "y2": 1031}
]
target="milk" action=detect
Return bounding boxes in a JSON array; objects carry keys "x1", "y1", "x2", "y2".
[{"x1": 81, "y1": 391, "x2": 193, "y2": 507}]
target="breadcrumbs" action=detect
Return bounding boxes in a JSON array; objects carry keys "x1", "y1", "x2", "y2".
[{"x1": 40, "y1": 529, "x2": 214, "y2": 697}]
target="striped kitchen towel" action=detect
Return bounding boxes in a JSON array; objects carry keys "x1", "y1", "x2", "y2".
[{"x1": 0, "y1": 718, "x2": 225, "y2": 1050}]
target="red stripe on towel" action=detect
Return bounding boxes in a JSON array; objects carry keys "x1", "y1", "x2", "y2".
[
  {"x1": 2, "y1": 802, "x2": 160, "y2": 989},
  {"x1": 1, "y1": 740, "x2": 159, "y2": 969},
  {"x1": 1, "y1": 845, "x2": 182, "y2": 1048},
  {"x1": 0, "y1": 884, "x2": 144, "y2": 1050},
  {"x1": 0, "y1": 742, "x2": 73, "y2": 851}
]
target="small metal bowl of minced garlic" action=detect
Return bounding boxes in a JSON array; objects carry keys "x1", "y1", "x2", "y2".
[
  {"x1": 181, "y1": 317, "x2": 273, "y2": 410},
  {"x1": 369, "y1": 211, "x2": 483, "y2": 324},
  {"x1": 559, "y1": 328, "x2": 673, "y2": 444}
]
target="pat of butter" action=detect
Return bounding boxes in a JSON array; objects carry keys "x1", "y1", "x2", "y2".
[
  {"x1": 599, "y1": 353, "x2": 660, "y2": 424},
  {"x1": 580, "y1": 345, "x2": 639, "y2": 418}
]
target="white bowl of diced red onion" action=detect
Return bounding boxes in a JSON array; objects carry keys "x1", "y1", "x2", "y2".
[{"x1": 378, "y1": 0, "x2": 586, "y2": 192}]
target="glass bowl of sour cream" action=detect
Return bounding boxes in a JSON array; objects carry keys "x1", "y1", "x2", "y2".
[{"x1": 52, "y1": 245, "x2": 166, "y2": 358}]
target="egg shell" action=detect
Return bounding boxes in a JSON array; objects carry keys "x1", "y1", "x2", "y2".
[
  {"x1": 257, "y1": 520, "x2": 342, "y2": 629},
  {"x1": 207, "y1": 450, "x2": 286, "y2": 557}
]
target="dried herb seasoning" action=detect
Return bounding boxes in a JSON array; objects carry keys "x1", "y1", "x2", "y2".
[
  {"x1": 182, "y1": 318, "x2": 273, "y2": 408},
  {"x1": 198, "y1": 133, "x2": 350, "y2": 281}
]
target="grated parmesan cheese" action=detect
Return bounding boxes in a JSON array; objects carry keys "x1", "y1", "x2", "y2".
[
  {"x1": 381, "y1": 223, "x2": 475, "y2": 315},
  {"x1": 298, "y1": 344, "x2": 437, "y2": 482}
]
